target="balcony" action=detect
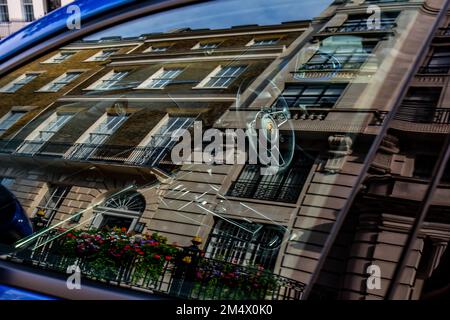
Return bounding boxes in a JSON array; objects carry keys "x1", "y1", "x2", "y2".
[
  {"x1": 227, "y1": 180, "x2": 303, "y2": 203},
  {"x1": 296, "y1": 62, "x2": 364, "y2": 72},
  {"x1": 320, "y1": 23, "x2": 396, "y2": 37},
  {"x1": 0, "y1": 140, "x2": 174, "y2": 170},
  {"x1": 5, "y1": 229, "x2": 305, "y2": 300}
]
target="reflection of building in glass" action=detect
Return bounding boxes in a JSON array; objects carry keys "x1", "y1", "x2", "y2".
[{"x1": 0, "y1": 0, "x2": 450, "y2": 301}]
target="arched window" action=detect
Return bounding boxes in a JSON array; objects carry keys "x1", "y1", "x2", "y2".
[
  {"x1": 103, "y1": 191, "x2": 146, "y2": 213},
  {"x1": 91, "y1": 191, "x2": 146, "y2": 232}
]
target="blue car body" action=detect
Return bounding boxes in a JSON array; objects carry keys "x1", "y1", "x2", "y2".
[{"x1": 0, "y1": 185, "x2": 33, "y2": 244}]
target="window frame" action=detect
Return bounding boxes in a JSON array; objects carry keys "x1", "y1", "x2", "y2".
[
  {"x1": 16, "y1": 112, "x2": 74, "y2": 155},
  {"x1": 246, "y1": 38, "x2": 280, "y2": 47},
  {"x1": 38, "y1": 71, "x2": 83, "y2": 92},
  {"x1": 195, "y1": 65, "x2": 247, "y2": 89},
  {"x1": 0, "y1": 110, "x2": 27, "y2": 134},
  {"x1": 85, "y1": 49, "x2": 119, "y2": 62},
  {"x1": 42, "y1": 51, "x2": 76, "y2": 64},
  {"x1": 88, "y1": 70, "x2": 130, "y2": 91},
  {"x1": 136, "y1": 67, "x2": 184, "y2": 89},
  {"x1": 0, "y1": 72, "x2": 42, "y2": 93},
  {"x1": 272, "y1": 83, "x2": 348, "y2": 109},
  {"x1": 0, "y1": 0, "x2": 9, "y2": 23}
]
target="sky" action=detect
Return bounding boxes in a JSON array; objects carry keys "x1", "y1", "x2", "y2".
[{"x1": 86, "y1": 0, "x2": 333, "y2": 40}]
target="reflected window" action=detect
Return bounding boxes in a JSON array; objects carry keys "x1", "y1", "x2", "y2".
[
  {"x1": 144, "y1": 46, "x2": 170, "y2": 53},
  {"x1": 205, "y1": 219, "x2": 285, "y2": 270},
  {"x1": 17, "y1": 113, "x2": 73, "y2": 155},
  {"x1": 193, "y1": 42, "x2": 220, "y2": 50},
  {"x1": 396, "y1": 87, "x2": 442, "y2": 123},
  {"x1": 46, "y1": 0, "x2": 61, "y2": 13},
  {"x1": 0, "y1": 177, "x2": 15, "y2": 189},
  {"x1": 92, "y1": 191, "x2": 146, "y2": 232},
  {"x1": 0, "y1": 0, "x2": 9, "y2": 23},
  {"x1": 198, "y1": 65, "x2": 246, "y2": 88},
  {"x1": 0, "y1": 111, "x2": 26, "y2": 135},
  {"x1": 420, "y1": 47, "x2": 450, "y2": 74},
  {"x1": 43, "y1": 51, "x2": 75, "y2": 64},
  {"x1": 86, "y1": 49, "x2": 118, "y2": 62},
  {"x1": 273, "y1": 83, "x2": 347, "y2": 109},
  {"x1": 23, "y1": 0, "x2": 34, "y2": 22},
  {"x1": 334, "y1": 12, "x2": 398, "y2": 32},
  {"x1": 227, "y1": 152, "x2": 315, "y2": 203},
  {"x1": 138, "y1": 68, "x2": 183, "y2": 89},
  {"x1": 0, "y1": 73, "x2": 40, "y2": 93},
  {"x1": 34, "y1": 185, "x2": 71, "y2": 225},
  {"x1": 248, "y1": 38, "x2": 279, "y2": 46},
  {"x1": 91, "y1": 70, "x2": 129, "y2": 90},
  {"x1": 39, "y1": 71, "x2": 82, "y2": 92},
  {"x1": 68, "y1": 114, "x2": 128, "y2": 160},
  {"x1": 132, "y1": 116, "x2": 194, "y2": 166},
  {"x1": 300, "y1": 42, "x2": 376, "y2": 71}
]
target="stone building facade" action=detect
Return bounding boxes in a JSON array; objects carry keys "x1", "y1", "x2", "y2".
[{"x1": 0, "y1": 0, "x2": 449, "y2": 300}]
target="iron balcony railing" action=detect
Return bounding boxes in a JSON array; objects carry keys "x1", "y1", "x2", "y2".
[
  {"x1": 296, "y1": 61, "x2": 364, "y2": 72},
  {"x1": 322, "y1": 23, "x2": 396, "y2": 34},
  {"x1": 6, "y1": 230, "x2": 305, "y2": 300},
  {"x1": 227, "y1": 180, "x2": 303, "y2": 203},
  {"x1": 0, "y1": 140, "x2": 174, "y2": 168},
  {"x1": 394, "y1": 104, "x2": 450, "y2": 124}
]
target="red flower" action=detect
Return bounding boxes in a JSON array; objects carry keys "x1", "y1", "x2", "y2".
[
  {"x1": 153, "y1": 254, "x2": 161, "y2": 260},
  {"x1": 165, "y1": 256, "x2": 172, "y2": 261}
]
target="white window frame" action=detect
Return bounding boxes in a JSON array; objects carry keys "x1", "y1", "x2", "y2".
[
  {"x1": 91, "y1": 209, "x2": 140, "y2": 233},
  {"x1": 0, "y1": 72, "x2": 42, "y2": 93},
  {"x1": 42, "y1": 51, "x2": 76, "y2": 64},
  {"x1": 65, "y1": 113, "x2": 128, "y2": 160},
  {"x1": 85, "y1": 49, "x2": 119, "y2": 62},
  {"x1": 143, "y1": 46, "x2": 170, "y2": 53},
  {"x1": 16, "y1": 112, "x2": 73, "y2": 155},
  {"x1": 192, "y1": 42, "x2": 221, "y2": 50},
  {"x1": 0, "y1": 110, "x2": 27, "y2": 135},
  {"x1": 86, "y1": 70, "x2": 129, "y2": 90},
  {"x1": 23, "y1": 0, "x2": 34, "y2": 22},
  {"x1": 136, "y1": 67, "x2": 183, "y2": 90},
  {"x1": 38, "y1": 71, "x2": 83, "y2": 92},
  {"x1": 246, "y1": 38, "x2": 280, "y2": 47},
  {"x1": 0, "y1": 0, "x2": 9, "y2": 23},
  {"x1": 195, "y1": 65, "x2": 247, "y2": 89},
  {"x1": 128, "y1": 115, "x2": 194, "y2": 165}
]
